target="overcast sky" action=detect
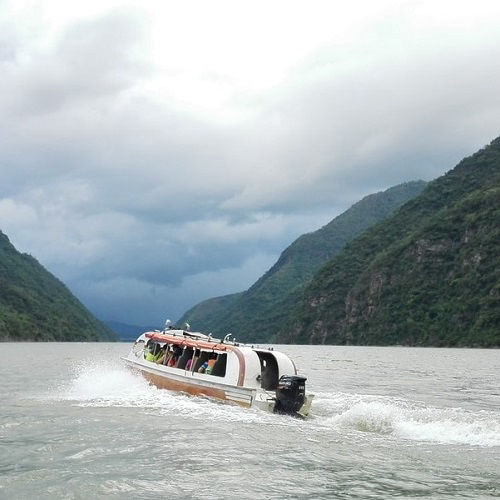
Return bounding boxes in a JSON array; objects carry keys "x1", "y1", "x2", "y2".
[{"x1": 1, "y1": 1, "x2": 500, "y2": 326}]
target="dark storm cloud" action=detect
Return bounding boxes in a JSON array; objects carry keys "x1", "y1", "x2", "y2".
[{"x1": 2, "y1": 3, "x2": 500, "y2": 324}]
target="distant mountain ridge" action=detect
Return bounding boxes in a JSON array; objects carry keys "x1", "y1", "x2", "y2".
[
  {"x1": 278, "y1": 137, "x2": 500, "y2": 346},
  {"x1": 179, "y1": 181, "x2": 427, "y2": 342},
  {"x1": 0, "y1": 231, "x2": 116, "y2": 341},
  {"x1": 105, "y1": 320, "x2": 158, "y2": 341}
]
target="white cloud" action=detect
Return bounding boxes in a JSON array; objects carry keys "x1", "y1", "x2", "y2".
[{"x1": 0, "y1": 198, "x2": 38, "y2": 227}]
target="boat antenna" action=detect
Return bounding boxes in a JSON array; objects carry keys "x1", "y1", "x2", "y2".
[{"x1": 223, "y1": 333, "x2": 232, "y2": 343}]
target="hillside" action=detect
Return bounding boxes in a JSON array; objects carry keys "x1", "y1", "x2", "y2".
[
  {"x1": 179, "y1": 181, "x2": 427, "y2": 342},
  {"x1": 0, "y1": 231, "x2": 116, "y2": 341},
  {"x1": 178, "y1": 293, "x2": 243, "y2": 333},
  {"x1": 278, "y1": 137, "x2": 500, "y2": 347}
]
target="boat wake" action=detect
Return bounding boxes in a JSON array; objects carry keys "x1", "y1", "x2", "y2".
[
  {"x1": 46, "y1": 361, "x2": 500, "y2": 447},
  {"x1": 313, "y1": 392, "x2": 500, "y2": 447},
  {"x1": 49, "y1": 359, "x2": 279, "y2": 425}
]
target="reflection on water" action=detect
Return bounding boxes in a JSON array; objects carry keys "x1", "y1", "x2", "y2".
[{"x1": 1, "y1": 343, "x2": 499, "y2": 498}]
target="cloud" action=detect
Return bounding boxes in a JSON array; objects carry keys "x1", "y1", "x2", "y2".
[
  {"x1": 71, "y1": 251, "x2": 278, "y2": 325},
  {"x1": 1, "y1": 1, "x2": 500, "y2": 324},
  {"x1": 2, "y1": 10, "x2": 148, "y2": 116}
]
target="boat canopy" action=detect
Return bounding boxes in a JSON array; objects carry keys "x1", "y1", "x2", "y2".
[{"x1": 145, "y1": 332, "x2": 229, "y2": 352}]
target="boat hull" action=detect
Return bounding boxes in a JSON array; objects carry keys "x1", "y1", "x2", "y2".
[
  {"x1": 141, "y1": 369, "x2": 229, "y2": 401},
  {"x1": 122, "y1": 356, "x2": 263, "y2": 409}
]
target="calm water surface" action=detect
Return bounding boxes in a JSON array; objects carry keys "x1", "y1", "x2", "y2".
[{"x1": 0, "y1": 343, "x2": 499, "y2": 499}]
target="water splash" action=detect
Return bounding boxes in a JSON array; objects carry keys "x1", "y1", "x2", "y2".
[
  {"x1": 45, "y1": 359, "x2": 500, "y2": 447},
  {"x1": 314, "y1": 392, "x2": 500, "y2": 447},
  {"x1": 48, "y1": 359, "x2": 285, "y2": 426}
]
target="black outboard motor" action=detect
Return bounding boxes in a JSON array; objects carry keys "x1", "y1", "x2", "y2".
[{"x1": 274, "y1": 375, "x2": 307, "y2": 416}]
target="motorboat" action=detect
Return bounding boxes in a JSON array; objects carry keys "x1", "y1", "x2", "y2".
[{"x1": 122, "y1": 325, "x2": 313, "y2": 417}]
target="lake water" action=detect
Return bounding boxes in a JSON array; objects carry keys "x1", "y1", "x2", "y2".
[{"x1": 0, "y1": 343, "x2": 499, "y2": 499}]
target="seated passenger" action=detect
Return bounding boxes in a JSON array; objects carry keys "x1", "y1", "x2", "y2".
[
  {"x1": 162, "y1": 346, "x2": 174, "y2": 365},
  {"x1": 205, "y1": 357, "x2": 217, "y2": 375},
  {"x1": 198, "y1": 361, "x2": 209, "y2": 373},
  {"x1": 170, "y1": 346, "x2": 183, "y2": 367},
  {"x1": 144, "y1": 340, "x2": 153, "y2": 359},
  {"x1": 155, "y1": 346, "x2": 168, "y2": 364},
  {"x1": 145, "y1": 343, "x2": 162, "y2": 362}
]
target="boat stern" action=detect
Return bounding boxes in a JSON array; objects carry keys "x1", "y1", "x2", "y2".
[{"x1": 273, "y1": 375, "x2": 313, "y2": 418}]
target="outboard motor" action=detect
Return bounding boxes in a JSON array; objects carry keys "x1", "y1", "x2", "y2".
[{"x1": 274, "y1": 375, "x2": 307, "y2": 416}]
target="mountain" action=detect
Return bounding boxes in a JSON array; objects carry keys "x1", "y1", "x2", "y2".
[
  {"x1": 178, "y1": 293, "x2": 243, "y2": 334},
  {"x1": 0, "y1": 231, "x2": 116, "y2": 341},
  {"x1": 179, "y1": 181, "x2": 427, "y2": 342},
  {"x1": 105, "y1": 320, "x2": 158, "y2": 341},
  {"x1": 278, "y1": 137, "x2": 500, "y2": 347}
]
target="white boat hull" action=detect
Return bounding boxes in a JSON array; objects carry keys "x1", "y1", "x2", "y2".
[{"x1": 122, "y1": 356, "x2": 274, "y2": 410}]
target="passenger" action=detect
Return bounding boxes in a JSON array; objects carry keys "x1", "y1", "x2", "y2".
[
  {"x1": 205, "y1": 357, "x2": 217, "y2": 375},
  {"x1": 145, "y1": 342, "x2": 162, "y2": 362},
  {"x1": 144, "y1": 340, "x2": 153, "y2": 359},
  {"x1": 155, "y1": 345, "x2": 168, "y2": 364},
  {"x1": 185, "y1": 357, "x2": 193, "y2": 371},
  {"x1": 163, "y1": 346, "x2": 175, "y2": 365},
  {"x1": 198, "y1": 360, "x2": 209, "y2": 373},
  {"x1": 169, "y1": 346, "x2": 183, "y2": 367}
]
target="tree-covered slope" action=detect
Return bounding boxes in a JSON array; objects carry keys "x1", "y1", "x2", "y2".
[
  {"x1": 279, "y1": 137, "x2": 500, "y2": 347},
  {"x1": 0, "y1": 231, "x2": 116, "y2": 341},
  {"x1": 178, "y1": 292, "x2": 243, "y2": 333},
  {"x1": 179, "y1": 181, "x2": 427, "y2": 342}
]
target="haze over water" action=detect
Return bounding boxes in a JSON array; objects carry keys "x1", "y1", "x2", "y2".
[{"x1": 1, "y1": 343, "x2": 499, "y2": 498}]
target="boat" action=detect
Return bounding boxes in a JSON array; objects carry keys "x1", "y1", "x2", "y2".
[{"x1": 122, "y1": 325, "x2": 313, "y2": 417}]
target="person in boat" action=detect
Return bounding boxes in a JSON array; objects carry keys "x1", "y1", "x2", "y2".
[
  {"x1": 163, "y1": 345, "x2": 176, "y2": 365},
  {"x1": 155, "y1": 345, "x2": 169, "y2": 365},
  {"x1": 145, "y1": 349, "x2": 159, "y2": 362},
  {"x1": 145, "y1": 341, "x2": 163, "y2": 362},
  {"x1": 168, "y1": 346, "x2": 183, "y2": 367},
  {"x1": 144, "y1": 340, "x2": 154, "y2": 360},
  {"x1": 205, "y1": 355, "x2": 217, "y2": 375}
]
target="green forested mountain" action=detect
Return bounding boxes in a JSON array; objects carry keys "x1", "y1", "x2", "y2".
[
  {"x1": 178, "y1": 292, "x2": 243, "y2": 334},
  {"x1": 0, "y1": 231, "x2": 116, "y2": 341},
  {"x1": 179, "y1": 181, "x2": 427, "y2": 342},
  {"x1": 278, "y1": 137, "x2": 500, "y2": 347}
]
